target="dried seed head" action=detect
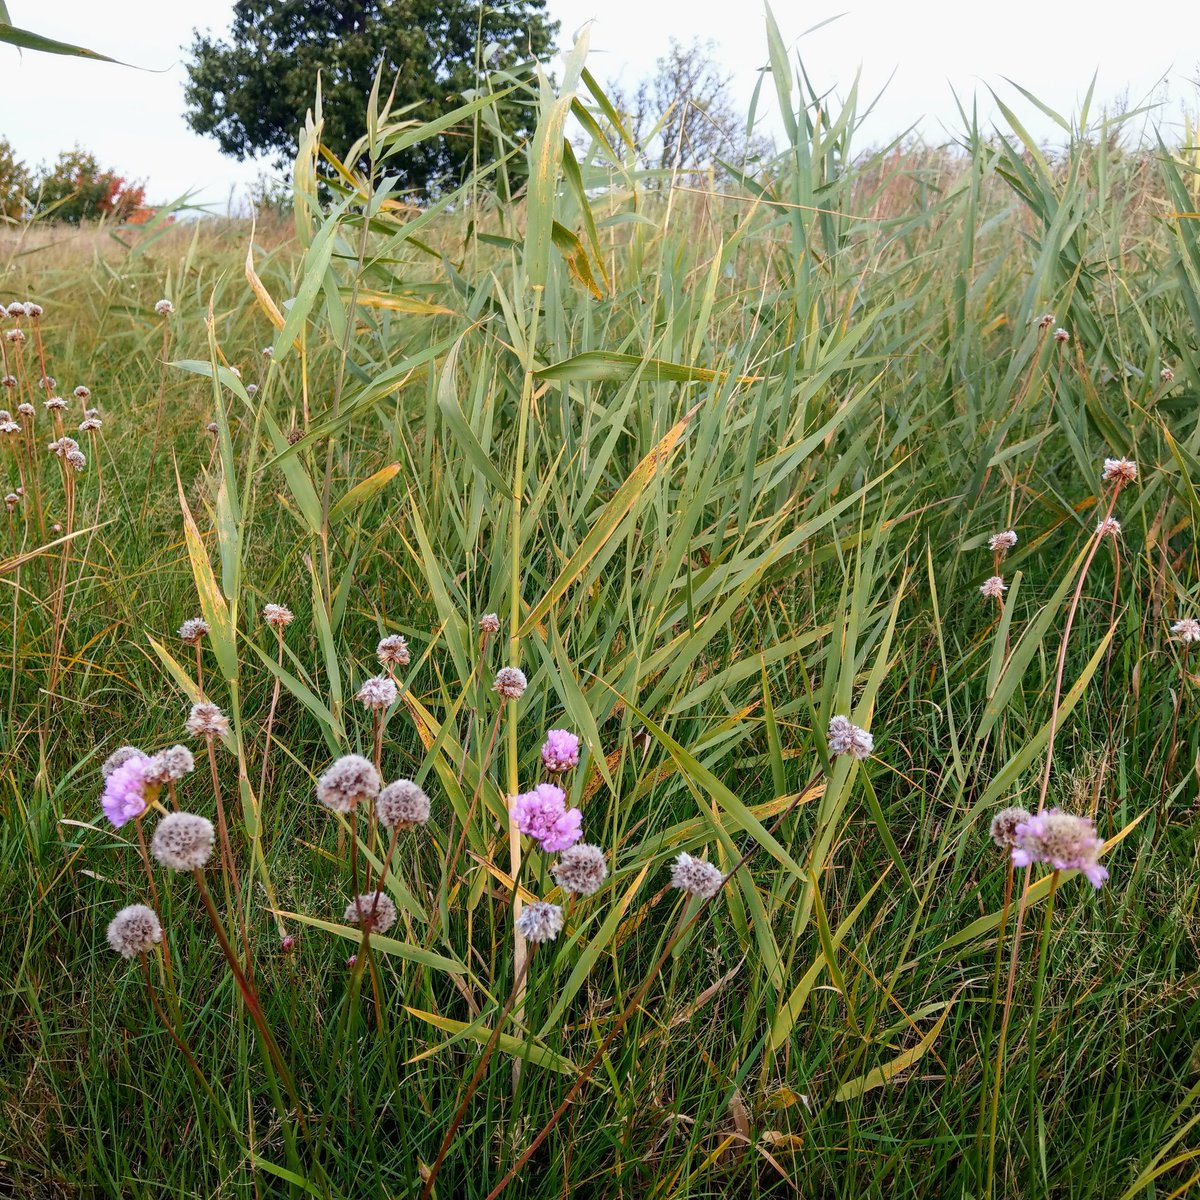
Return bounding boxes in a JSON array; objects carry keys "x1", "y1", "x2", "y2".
[
  {"x1": 1096, "y1": 516, "x2": 1122, "y2": 538},
  {"x1": 1170, "y1": 618, "x2": 1200, "y2": 644},
  {"x1": 146, "y1": 744, "x2": 195, "y2": 784},
  {"x1": 4, "y1": 493, "x2": 18, "y2": 511},
  {"x1": 178, "y1": 617, "x2": 209, "y2": 644},
  {"x1": 261, "y1": 346, "x2": 273, "y2": 358},
  {"x1": 988, "y1": 530, "x2": 1018, "y2": 554},
  {"x1": 74, "y1": 385, "x2": 91, "y2": 400},
  {"x1": 44, "y1": 397, "x2": 67, "y2": 412},
  {"x1": 206, "y1": 422, "x2": 219, "y2": 434},
  {"x1": 65, "y1": 449, "x2": 86, "y2": 472},
  {"x1": 5, "y1": 301, "x2": 25, "y2": 318},
  {"x1": 186, "y1": 701, "x2": 229, "y2": 739},
  {"x1": 245, "y1": 383, "x2": 258, "y2": 396},
  {"x1": 989, "y1": 806, "x2": 1031, "y2": 851},
  {"x1": 515, "y1": 900, "x2": 563, "y2": 944},
  {"x1": 1102, "y1": 458, "x2": 1137, "y2": 486},
  {"x1": 5, "y1": 329, "x2": 25, "y2": 344},
  {"x1": 0, "y1": 420, "x2": 19, "y2": 435},
  {"x1": 551, "y1": 843, "x2": 608, "y2": 896},
  {"x1": 101, "y1": 745, "x2": 144, "y2": 779},
  {"x1": 262, "y1": 603, "x2": 294, "y2": 630},
  {"x1": 1052, "y1": 327, "x2": 1069, "y2": 344},
  {"x1": 40, "y1": 377, "x2": 57, "y2": 393},
  {"x1": 17, "y1": 402, "x2": 34, "y2": 417},
  {"x1": 1037, "y1": 313, "x2": 1055, "y2": 329},
  {"x1": 670, "y1": 852, "x2": 724, "y2": 898},
  {"x1": 376, "y1": 634, "x2": 410, "y2": 668},
  {"x1": 980, "y1": 575, "x2": 1007, "y2": 600},
  {"x1": 377, "y1": 779, "x2": 431, "y2": 828},
  {"x1": 479, "y1": 612, "x2": 501, "y2": 634},
  {"x1": 316, "y1": 754, "x2": 380, "y2": 813},
  {"x1": 24, "y1": 302, "x2": 42, "y2": 319},
  {"x1": 1011, "y1": 809, "x2": 1108, "y2": 888},
  {"x1": 1, "y1": 375, "x2": 14, "y2": 387},
  {"x1": 356, "y1": 674, "x2": 398, "y2": 711},
  {"x1": 286, "y1": 427, "x2": 302, "y2": 444},
  {"x1": 106, "y1": 904, "x2": 162, "y2": 958},
  {"x1": 826, "y1": 715, "x2": 874, "y2": 760},
  {"x1": 154, "y1": 298, "x2": 174, "y2": 316},
  {"x1": 1160, "y1": 366, "x2": 1175, "y2": 384},
  {"x1": 79, "y1": 417, "x2": 102, "y2": 432},
  {"x1": 151, "y1": 812, "x2": 215, "y2": 871},
  {"x1": 344, "y1": 891, "x2": 397, "y2": 934},
  {"x1": 492, "y1": 666, "x2": 527, "y2": 700}
]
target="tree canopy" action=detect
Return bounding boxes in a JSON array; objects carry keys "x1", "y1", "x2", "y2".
[{"x1": 183, "y1": 0, "x2": 558, "y2": 193}]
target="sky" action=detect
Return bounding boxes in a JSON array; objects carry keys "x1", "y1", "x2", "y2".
[{"x1": 0, "y1": 1, "x2": 1195, "y2": 210}]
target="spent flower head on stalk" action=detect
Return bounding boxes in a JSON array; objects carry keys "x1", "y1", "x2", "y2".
[
  {"x1": 178, "y1": 618, "x2": 209, "y2": 645},
  {"x1": 79, "y1": 417, "x2": 101, "y2": 432},
  {"x1": 154, "y1": 299, "x2": 174, "y2": 316},
  {"x1": 377, "y1": 779, "x2": 430, "y2": 828},
  {"x1": 262, "y1": 603, "x2": 293, "y2": 630},
  {"x1": 479, "y1": 612, "x2": 501, "y2": 635},
  {"x1": 106, "y1": 905, "x2": 162, "y2": 958},
  {"x1": 17, "y1": 402, "x2": 34, "y2": 417},
  {"x1": 376, "y1": 633, "x2": 410, "y2": 668},
  {"x1": 1102, "y1": 458, "x2": 1137, "y2": 486},
  {"x1": 541, "y1": 729, "x2": 580, "y2": 774},
  {"x1": 316, "y1": 754, "x2": 380, "y2": 813},
  {"x1": 1170, "y1": 618, "x2": 1200, "y2": 644},
  {"x1": 516, "y1": 901, "x2": 563, "y2": 944},
  {"x1": 510, "y1": 783, "x2": 582, "y2": 852},
  {"x1": 1037, "y1": 313, "x2": 1055, "y2": 329},
  {"x1": 186, "y1": 701, "x2": 229, "y2": 739},
  {"x1": 65, "y1": 449, "x2": 85, "y2": 472},
  {"x1": 988, "y1": 530, "x2": 1018, "y2": 555},
  {"x1": 980, "y1": 576, "x2": 1007, "y2": 600},
  {"x1": 826, "y1": 715, "x2": 874, "y2": 760},
  {"x1": 493, "y1": 666, "x2": 527, "y2": 699},
  {"x1": 1053, "y1": 328, "x2": 1070, "y2": 344},
  {"x1": 151, "y1": 812, "x2": 215, "y2": 870},
  {"x1": 24, "y1": 302, "x2": 42, "y2": 319},
  {"x1": 44, "y1": 396, "x2": 66, "y2": 412},
  {"x1": 670, "y1": 852, "x2": 724, "y2": 898},
  {"x1": 100, "y1": 754, "x2": 154, "y2": 828},
  {"x1": 1096, "y1": 517, "x2": 1122, "y2": 538},
  {"x1": 147, "y1": 745, "x2": 195, "y2": 784},
  {"x1": 102, "y1": 745, "x2": 144, "y2": 779},
  {"x1": 551, "y1": 843, "x2": 608, "y2": 896},
  {"x1": 356, "y1": 674, "x2": 398, "y2": 711},
  {"x1": 989, "y1": 806, "x2": 1031, "y2": 851},
  {"x1": 1161, "y1": 366, "x2": 1175, "y2": 383},
  {"x1": 1012, "y1": 810, "x2": 1108, "y2": 887},
  {"x1": 74, "y1": 385, "x2": 90, "y2": 400},
  {"x1": 344, "y1": 891, "x2": 397, "y2": 934}
]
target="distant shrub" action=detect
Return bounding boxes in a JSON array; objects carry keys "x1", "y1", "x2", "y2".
[
  {"x1": 0, "y1": 137, "x2": 32, "y2": 220},
  {"x1": 33, "y1": 147, "x2": 150, "y2": 225}
]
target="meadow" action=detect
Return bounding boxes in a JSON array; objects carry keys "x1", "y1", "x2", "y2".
[{"x1": 2, "y1": 22, "x2": 1200, "y2": 1199}]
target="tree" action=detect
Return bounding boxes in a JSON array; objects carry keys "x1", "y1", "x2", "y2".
[
  {"x1": 183, "y1": 0, "x2": 558, "y2": 194},
  {"x1": 606, "y1": 39, "x2": 769, "y2": 179},
  {"x1": 0, "y1": 139, "x2": 31, "y2": 220},
  {"x1": 33, "y1": 149, "x2": 148, "y2": 224}
]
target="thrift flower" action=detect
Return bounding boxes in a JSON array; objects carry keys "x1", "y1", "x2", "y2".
[
  {"x1": 376, "y1": 633, "x2": 410, "y2": 668},
  {"x1": 146, "y1": 744, "x2": 195, "y2": 784},
  {"x1": 178, "y1": 617, "x2": 209, "y2": 644},
  {"x1": 154, "y1": 299, "x2": 174, "y2": 316},
  {"x1": 1096, "y1": 517, "x2": 1121, "y2": 538},
  {"x1": 263, "y1": 603, "x2": 293, "y2": 629},
  {"x1": 988, "y1": 530, "x2": 1018, "y2": 554},
  {"x1": 479, "y1": 613, "x2": 501, "y2": 634},
  {"x1": 1161, "y1": 366, "x2": 1175, "y2": 383},
  {"x1": 1011, "y1": 809, "x2": 1107, "y2": 887},
  {"x1": 1170, "y1": 618, "x2": 1200, "y2": 644},
  {"x1": 980, "y1": 575, "x2": 1007, "y2": 600},
  {"x1": 106, "y1": 905, "x2": 162, "y2": 958},
  {"x1": 510, "y1": 783, "x2": 582, "y2": 852},
  {"x1": 1037, "y1": 313, "x2": 1055, "y2": 330},
  {"x1": 989, "y1": 806, "x2": 1031, "y2": 851},
  {"x1": 826, "y1": 715, "x2": 874, "y2": 760},
  {"x1": 101, "y1": 755, "x2": 153, "y2": 828},
  {"x1": 1102, "y1": 458, "x2": 1137, "y2": 486},
  {"x1": 1053, "y1": 328, "x2": 1070, "y2": 344},
  {"x1": 356, "y1": 674, "x2": 398, "y2": 711},
  {"x1": 186, "y1": 702, "x2": 229, "y2": 739},
  {"x1": 541, "y1": 729, "x2": 580, "y2": 774}
]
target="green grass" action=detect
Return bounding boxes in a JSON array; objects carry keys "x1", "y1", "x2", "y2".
[{"x1": 2, "y1": 18, "x2": 1200, "y2": 1199}]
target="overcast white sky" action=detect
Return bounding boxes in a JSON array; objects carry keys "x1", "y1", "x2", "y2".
[{"x1": 0, "y1": 1, "x2": 1194, "y2": 209}]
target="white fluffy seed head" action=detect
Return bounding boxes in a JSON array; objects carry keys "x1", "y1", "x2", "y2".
[
  {"x1": 377, "y1": 779, "x2": 430, "y2": 828},
  {"x1": 492, "y1": 666, "x2": 527, "y2": 700},
  {"x1": 551, "y1": 843, "x2": 608, "y2": 896},
  {"x1": 344, "y1": 891, "x2": 397, "y2": 934},
  {"x1": 316, "y1": 755, "x2": 380, "y2": 813},
  {"x1": 356, "y1": 674, "x2": 398, "y2": 711},
  {"x1": 669, "y1": 852, "x2": 724, "y2": 898},
  {"x1": 151, "y1": 812, "x2": 215, "y2": 871},
  {"x1": 106, "y1": 904, "x2": 162, "y2": 958},
  {"x1": 516, "y1": 900, "x2": 564, "y2": 943}
]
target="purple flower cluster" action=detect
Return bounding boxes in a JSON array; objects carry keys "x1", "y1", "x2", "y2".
[
  {"x1": 510, "y1": 782, "x2": 582, "y2": 853},
  {"x1": 101, "y1": 754, "x2": 153, "y2": 828},
  {"x1": 1011, "y1": 809, "x2": 1108, "y2": 888},
  {"x1": 541, "y1": 729, "x2": 580, "y2": 774}
]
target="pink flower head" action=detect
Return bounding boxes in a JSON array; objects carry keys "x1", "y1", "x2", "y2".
[
  {"x1": 541, "y1": 729, "x2": 580, "y2": 774},
  {"x1": 101, "y1": 754, "x2": 153, "y2": 828},
  {"x1": 1011, "y1": 809, "x2": 1108, "y2": 888},
  {"x1": 510, "y1": 783, "x2": 582, "y2": 852}
]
